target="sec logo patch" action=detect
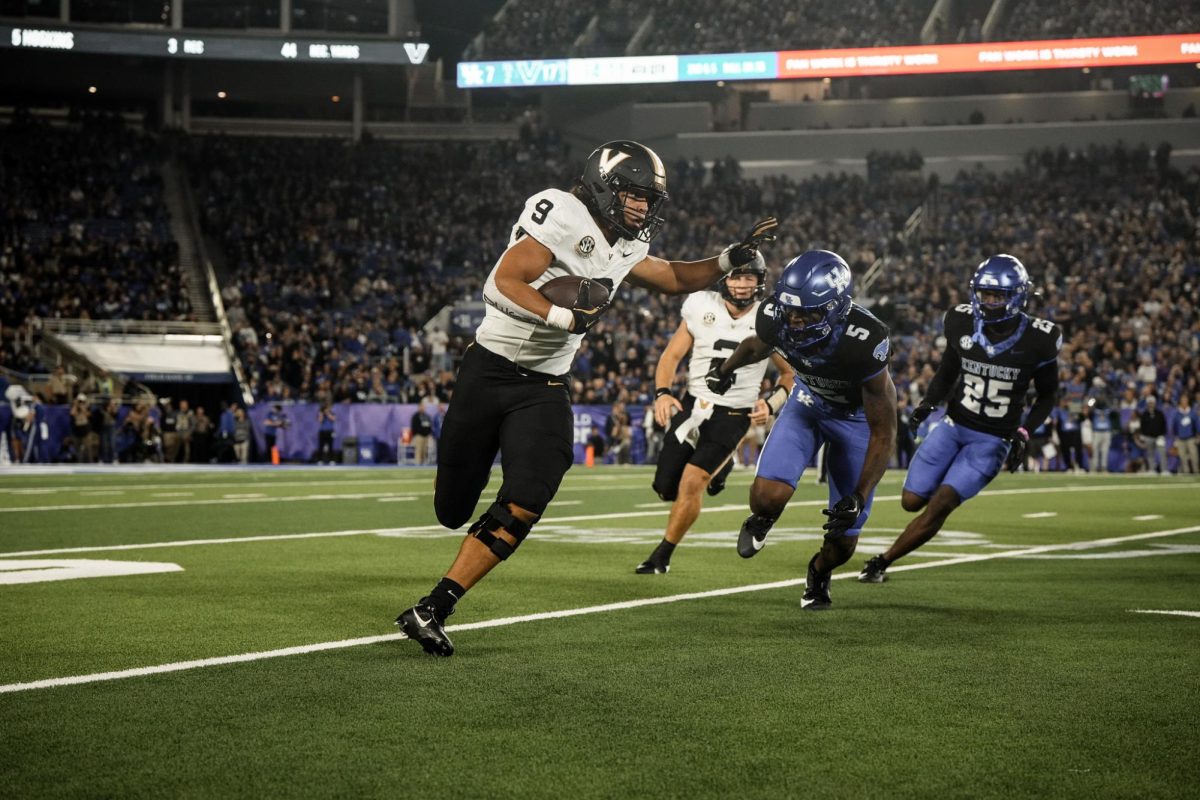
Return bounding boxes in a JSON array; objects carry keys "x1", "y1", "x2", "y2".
[
  {"x1": 575, "y1": 236, "x2": 595, "y2": 258},
  {"x1": 960, "y1": 335, "x2": 974, "y2": 351},
  {"x1": 703, "y1": 312, "x2": 716, "y2": 326}
]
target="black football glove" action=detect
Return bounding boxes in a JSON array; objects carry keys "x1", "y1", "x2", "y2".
[
  {"x1": 569, "y1": 301, "x2": 610, "y2": 334},
  {"x1": 909, "y1": 403, "x2": 934, "y2": 435},
  {"x1": 1004, "y1": 427, "x2": 1029, "y2": 473},
  {"x1": 822, "y1": 492, "x2": 864, "y2": 538},
  {"x1": 705, "y1": 358, "x2": 735, "y2": 395},
  {"x1": 724, "y1": 217, "x2": 778, "y2": 269},
  {"x1": 568, "y1": 280, "x2": 614, "y2": 333}
]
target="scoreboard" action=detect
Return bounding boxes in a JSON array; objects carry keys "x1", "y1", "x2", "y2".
[{"x1": 4, "y1": 24, "x2": 430, "y2": 65}]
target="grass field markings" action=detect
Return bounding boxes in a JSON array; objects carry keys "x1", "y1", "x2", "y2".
[
  {"x1": 0, "y1": 526, "x2": 456, "y2": 558},
  {"x1": 151, "y1": 492, "x2": 194, "y2": 498},
  {"x1": 6, "y1": 479, "x2": 1199, "y2": 558},
  {"x1": 0, "y1": 559, "x2": 183, "y2": 585},
  {"x1": 1022, "y1": 512, "x2": 1058, "y2": 518},
  {"x1": 552, "y1": 500, "x2": 582, "y2": 506},
  {"x1": 1017, "y1": 544, "x2": 1200, "y2": 559},
  {"x1": 5, "y1": 524, "x2": 1199, "y2": 696},
  {"x1": 0, "y1": 492, "x2": 431, "y2": 514},
  {"x1": 1129, "y1": 609, "x2": 1200, "y2": 619},
  {"x1": 1134, "y1": 514, "x2": 1164, "y2": 521},
  {"x1": 376, "y1": 497, "x2": 418, "y2": 503},
  {"x1": 0, "y1": 477, "x2": 441, "y2": 494},
  {"x1": 222, "y1": 493, "x2": 268, "y2": 499}
]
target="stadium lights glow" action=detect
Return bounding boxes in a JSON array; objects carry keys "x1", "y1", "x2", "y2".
[
  {"x1": 331, "y1": 95, "x2": 340, "y2": 102},
  {"x1": 87, "y1": 85, "x2": 96, "y2": 93},
  {"x1": 217, "y1": 90, "x2": 227, "y2": 98}
]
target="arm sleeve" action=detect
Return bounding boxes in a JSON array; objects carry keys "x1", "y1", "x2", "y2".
[
  {"x1": 921, "y1": 345, "x2": 961, "y2": 408},
  {"x1": 1022, "y1": 361, "x2": 1059, "y2": 434},
  {"x1": 754, "y1": 301, "x2": 779, "y2": 346}
]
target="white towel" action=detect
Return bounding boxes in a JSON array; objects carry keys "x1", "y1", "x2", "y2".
[{"x1": 674, "y1": 399, "x2": 715, "y2": 448}]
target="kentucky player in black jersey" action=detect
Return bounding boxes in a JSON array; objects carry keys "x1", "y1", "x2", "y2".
[
  {"x1": 859, "y1": 254, "x2": 1061, "y2": 584},
  {"x1": 708, "y1": 250, "x2": 896, "y2": 610}
]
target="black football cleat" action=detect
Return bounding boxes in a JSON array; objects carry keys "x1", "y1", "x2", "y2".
[
  {"x1": 706, "y1": 459, "x2": 735, "y2": 497},
  {"x1": 801, "y1": 554, "x2": 833, "y2": 611},
  {"x1": 737, "y1": 513, "x2": 776, "y2": 558},
  {"x1": 396, "y1": 603, "x2": 454, "y2": 657},
  {"x1": 858, "y1": 555, "x2": 889, "y2": 583},
  {"x1": 634, "y1": 559, "x2": 670, "y2": 574}
]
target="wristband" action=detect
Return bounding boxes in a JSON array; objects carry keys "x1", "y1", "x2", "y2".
[
  {"x1": 655, "y1": 388, "x2": 673, "y2": 399},
  {"x1": 545, "y1": 304, "x2": 574, "y2": 331},
  {"x1": 765, "y1": 385, "x2": 789, "y2": 415},
  {"x1": 717, "y1": 245, "x2": 736, "y2": 274}
]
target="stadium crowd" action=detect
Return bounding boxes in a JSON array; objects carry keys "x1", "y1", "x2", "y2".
[
  {"x1": 1004, "y1": 0, "x2": 1200, "y2": 42},
  {"x1": 467, "y1": 0, "x2": 1200, "y2": 61},
  {"x1": 3, "y1": 110, "x2": 1197, "y2": 471},
  {"x1": 0, "y1": 110, "x2": 192, "y2": 375}
]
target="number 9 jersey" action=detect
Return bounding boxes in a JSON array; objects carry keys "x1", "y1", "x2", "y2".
[{"x1": 942, "y1": 304, "x2": 1062, "y2": 436}]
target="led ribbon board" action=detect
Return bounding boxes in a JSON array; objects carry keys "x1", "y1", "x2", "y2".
[{"x1": 457, "y1": 33, "x2": 1200, "y2": 88}]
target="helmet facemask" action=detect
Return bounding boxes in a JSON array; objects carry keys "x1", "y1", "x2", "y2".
[
  {"x1": 581, "y1": 141, "x2": 669, "y2": 243},
  {"x1": 969, "y1": 254, "x2": 1030, "y2": 328},
  {"x1": 604, "y1": 180, "x2": 668, "y2": 243},
  {"x1": 772, "y1": 294, "x2": 851, "y2": 350},
  {"x1": 718, "y1": 266, "x2": 767, "y2": 309}
]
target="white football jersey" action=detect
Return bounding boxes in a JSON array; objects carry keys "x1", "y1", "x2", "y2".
[
  {"x1": 682, "y1": 291, "x2": 766, "y2": 408},
  {"x1": 477, "y1": 188, "x2": 650, "y2": 375}
]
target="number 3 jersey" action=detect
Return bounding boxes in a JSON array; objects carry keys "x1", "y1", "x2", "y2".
[
  {"x1": 477, "y1": 188, "x2": 650, "y2": 375},
  {"x1": 682, "y1": 291, "x2": 767, "y2": 409},
  {"x1": 756, "y1": 300, "x2": 891, "y2": 413},
  {"x1": 942, "y1": 305, "x2": 1062, "y2": 437}
]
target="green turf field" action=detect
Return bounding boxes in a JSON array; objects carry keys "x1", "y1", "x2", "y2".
[{"x1": 2, "y1": 466, "x2": 1198, "y2": 798}]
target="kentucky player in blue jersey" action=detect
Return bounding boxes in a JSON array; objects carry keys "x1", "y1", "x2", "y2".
[
  {"x1": 859, "y1": 254, "x2": 1061, "y2": 584},
  {"x1": 707, "y1": 250, "x2": 896, "y2": 610}
]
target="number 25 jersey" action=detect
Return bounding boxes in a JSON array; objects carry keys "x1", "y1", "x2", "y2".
[{"x1": 943, "y1": 305, "x2": 1062, "y2": 437}]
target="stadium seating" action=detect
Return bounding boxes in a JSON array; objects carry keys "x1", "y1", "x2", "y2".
[
  {"x1": 1003, "y1": 0, "x2": 1200, "y2": 42},
  {"x1": 5, "y1": 108, "x2": 1196, "y2": 469}
]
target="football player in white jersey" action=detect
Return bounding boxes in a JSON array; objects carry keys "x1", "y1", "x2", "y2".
[
  {"x1": 397, "y1": 140, "x2": 779, "y2": 656},
  {"x1": 636, "y1": 263, "x2": 794, "y2": 574}
]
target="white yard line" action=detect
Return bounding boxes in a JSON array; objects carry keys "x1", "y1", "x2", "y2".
[
  {"x1": 4, "y1": 481, "x2": 1200, "y2": 557},
  {"x1": 1133, "y1": 515, "x2": 1164, "y2": 521},
  {"x1": 3, "y1": 524, "x2": 1199, "y2": 695},
  {"x1": 1129, "y1": 609, "x2": 1200, "y2": 619},
  {"x1": 0, "y1": 492, "x2": 426, "y2": 514},
  {"x1": 0, "y1": 479, "x2": 1194, "y2": 515},
  {"x1": 1022, "y1": 512, "x2": 1058, "y2": 518}
]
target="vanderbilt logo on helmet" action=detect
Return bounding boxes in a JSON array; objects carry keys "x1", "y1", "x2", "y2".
[{"x1": 596, "y1": 148, "x2": 632, "y2": 178}]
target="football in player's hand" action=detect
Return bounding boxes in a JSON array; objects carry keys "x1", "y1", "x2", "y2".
[{"x1": 539, "y1": 275, "x2": 611, "y2": 310}]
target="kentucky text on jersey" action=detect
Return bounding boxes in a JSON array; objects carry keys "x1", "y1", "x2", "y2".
[{"x1": 959, "y1": 358, "x2": 1022, "y2": 381}]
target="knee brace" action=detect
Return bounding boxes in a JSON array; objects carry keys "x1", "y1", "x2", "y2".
[
  {"x1": 652, "y1": 479, "x2": 679, "y2": 502},
  {"x1": 468, "y1": 500, "x2": 537, "y2": 561}
]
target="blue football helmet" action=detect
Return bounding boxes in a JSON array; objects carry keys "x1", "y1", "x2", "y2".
[
  {"x1": 970, "y1": 254, "x2": 1030, "y2": 325},
  {"x1": 770, "y1": 250, "x2": 854, "y2": 349}
]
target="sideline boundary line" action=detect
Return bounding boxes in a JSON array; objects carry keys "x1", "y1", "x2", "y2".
[{"x1": 3, "y1": 524, "x2": 1199, "y2": 695}]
